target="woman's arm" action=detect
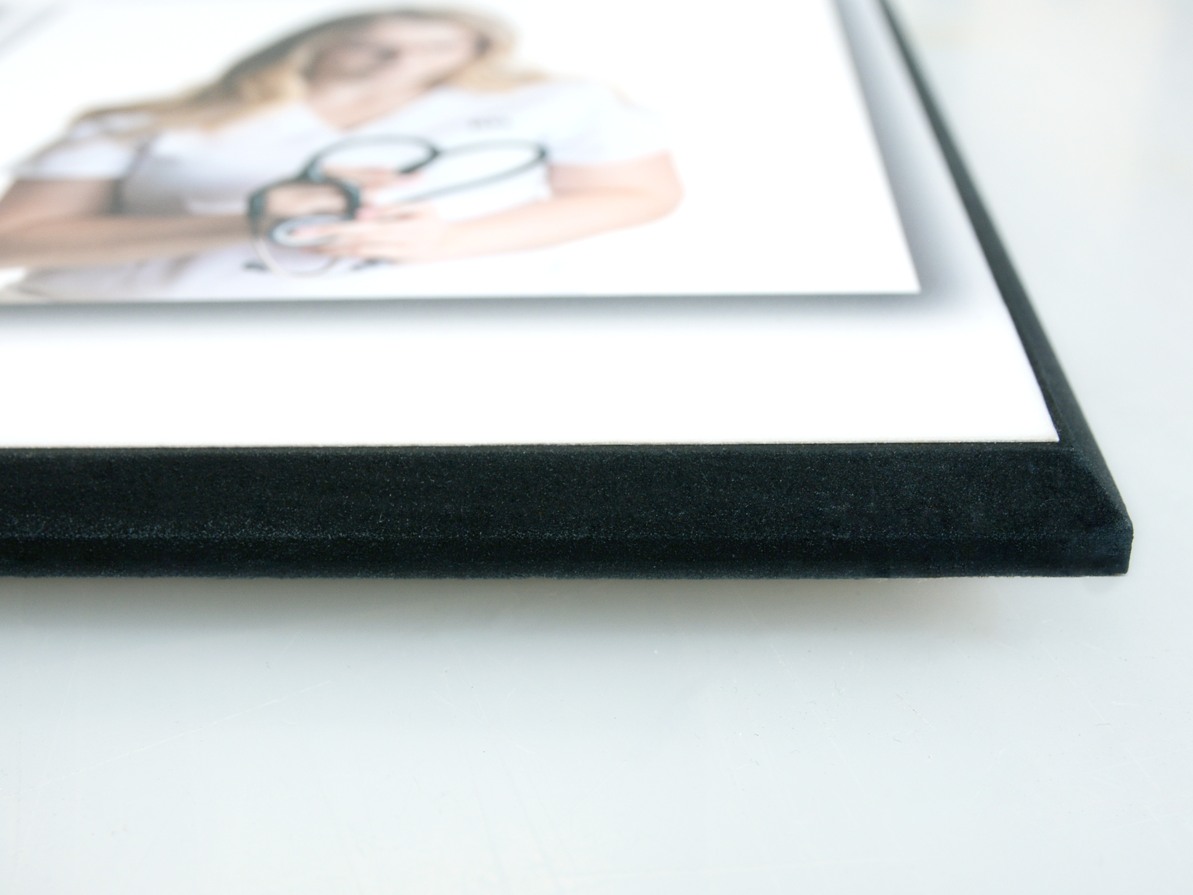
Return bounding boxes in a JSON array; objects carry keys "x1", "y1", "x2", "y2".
[
  {"x1": 297, "y1": 153, "x2": 684, "y2": 263},
  {"x1": 0, "y1": 179, "x2": 248, "y2": 268}
]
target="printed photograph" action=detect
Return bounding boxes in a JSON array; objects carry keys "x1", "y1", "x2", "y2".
[
  {"x1": 0, "y1": 0, "x2": 920, "y2": 301},
  {"x1": 0, "y1": 0, "x2": 1061, "y2": 451}
]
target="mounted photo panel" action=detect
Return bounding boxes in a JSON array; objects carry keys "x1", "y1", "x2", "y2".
[{"x1": 0, "y1": 0, "x2": 1131, "y2": 576}]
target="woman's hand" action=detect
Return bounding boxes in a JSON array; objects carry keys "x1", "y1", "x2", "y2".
[
  {"x1": 292, "y1": 202, "x2": 451, "y2": 263},
  {"x1": 261, "y1": 182, "x2": 350, "y2": 218},
  {"x1": 321, "y1": 165, "x2": 421, "y2": 197},
  {"x1": 261, "y1": 167, "x2": 422, "y2": 218}
]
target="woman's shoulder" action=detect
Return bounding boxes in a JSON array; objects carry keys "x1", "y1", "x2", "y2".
[
  {"x1": 511, "y1": 79, "x2": 629, "y2": 106},
  {"x1": 454, "y1": 80, "x2": 651, "y2": 137},
  {"x1": 11, "y1": 110, "x2": 159, "y2": 180},
  {"x1": 62, "y1": 110, "x2": 157, "y2": 142},
  {"x1": 449, "y1": 78, "x2": 629, "y2": 111},
  {"x1": 458, "y1": 80, "x2": 667, "y2": 163}
]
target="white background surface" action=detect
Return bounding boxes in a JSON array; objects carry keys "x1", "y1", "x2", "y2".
[{"x1": 1, "y1": 0, "x2": 1191, "y2": 892}]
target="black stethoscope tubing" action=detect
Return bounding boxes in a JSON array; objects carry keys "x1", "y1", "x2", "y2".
[{"x1": 247, "y1": 135, "x2": 548, "y2": 277}]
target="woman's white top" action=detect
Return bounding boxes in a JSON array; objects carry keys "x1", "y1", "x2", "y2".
[{"x1": 7, "y1": 81, "x2": 667, "y2": 301}]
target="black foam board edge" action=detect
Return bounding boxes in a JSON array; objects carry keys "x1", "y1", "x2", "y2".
[{"x1": 0, "y1": 3, "x2": 1132, "y2": 579}]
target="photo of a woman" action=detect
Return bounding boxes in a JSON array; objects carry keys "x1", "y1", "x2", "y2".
[{"x1": 0, "y1": 6, "x2": 684, "y2": 300}]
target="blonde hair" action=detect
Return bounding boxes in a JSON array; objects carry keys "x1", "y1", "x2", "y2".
[{"x1": 79, "y1": 6, "x2": 543, "y2": 130}]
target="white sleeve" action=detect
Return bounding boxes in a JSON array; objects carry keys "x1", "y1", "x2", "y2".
[
  {"x1": 10, "y1": 115, "x2": 147, "y2": 180},
  {"x1": 540, "y1": 82, "x2": 670, "y2": 166}
]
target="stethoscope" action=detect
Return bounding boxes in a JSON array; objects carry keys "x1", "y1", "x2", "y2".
[{"x1": 246, "y1": 134, "x2": 548, "y2": 277}]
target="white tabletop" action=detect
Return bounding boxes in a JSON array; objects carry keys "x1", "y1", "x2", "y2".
[{"x1": 2, "y1": 0, "x2": 1191, "y2": 891}]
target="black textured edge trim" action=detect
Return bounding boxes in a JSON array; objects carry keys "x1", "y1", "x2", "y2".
[{"x1": 879, "y1": 1, "x2": 1128, "y2": 512}]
